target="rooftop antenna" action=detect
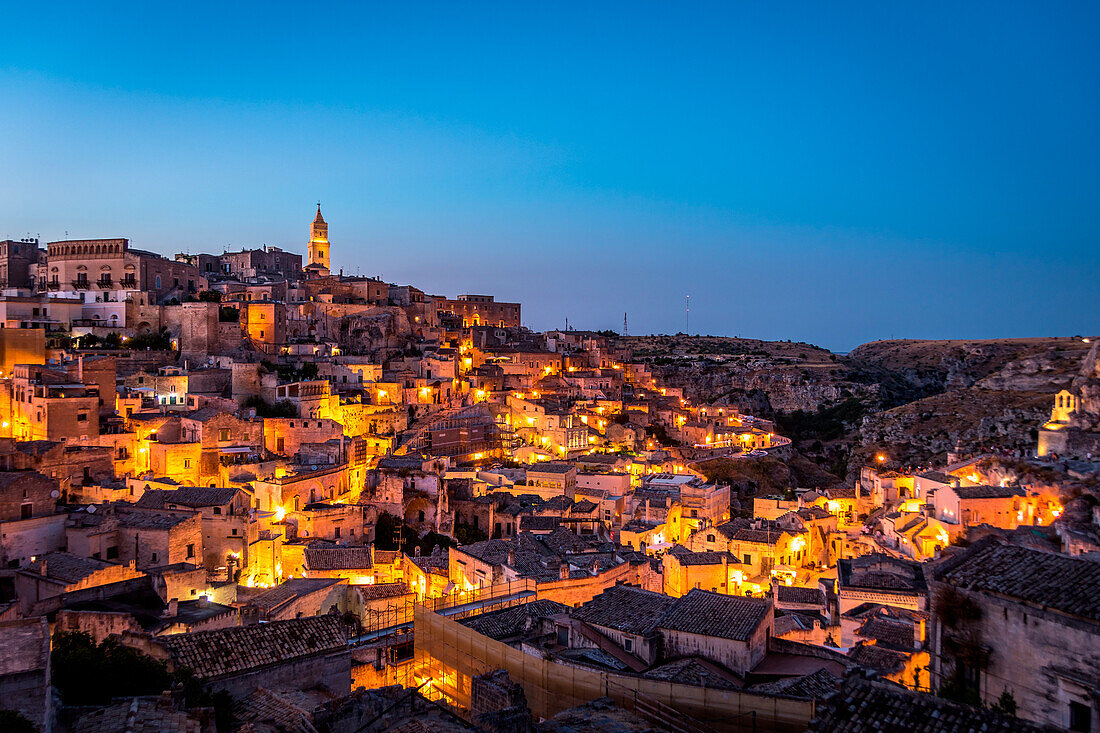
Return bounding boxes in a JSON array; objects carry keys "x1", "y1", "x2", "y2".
[
  {"x1": 623, "y1": 312, "x2": 628, "y2": 337},
  {"x1": 685, "y1": 295, "x2": 690, "y2": 334}
]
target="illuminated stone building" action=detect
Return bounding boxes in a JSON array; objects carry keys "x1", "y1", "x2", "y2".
[
  {"x1": 9, "y1": 364, "x2": 100, "y2": 442},
  {"x1": 662, "y1": 544, "x2": 742, "y2": 597},
  {"x1": 43, "y1": 238, "x2": 207, "y2": 302},
  {"x1": 931, "y1": 538, "x2": 1100, "y2": 731},
  {"x1": 0, "y1": 238, "x2": 42, "y2": 289},
  {"x1": 136, "y1": 486, "x2": 253, "y2": 573},
  {"x1": 438, "y1": 294, "x2": 521, "y2": 328},
  {"x1": 216, "y1": 245, "x2": 302, "y2": 280},
  {"x1": 66, "y1": 503, "x2": 203, "y2": 570}
]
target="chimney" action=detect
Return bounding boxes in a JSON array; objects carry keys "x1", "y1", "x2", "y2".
[
  {"x1": 165, "y1": 598, "x2": 178, "y2": 617},
  {"x1": 507, "y1": 549, "x2": 515, "y2": 567},
  {"x1": 559, "y1": 562, "x2": 569, "y2": 580},
  {"x1": 39, "y1": 559, "x2": 47, "y2": 577}
]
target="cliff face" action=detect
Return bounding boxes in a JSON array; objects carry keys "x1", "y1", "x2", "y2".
[
  {"x1": 858, "y1": 388, "x2": 1052, "y2": 463},
  {"x1": 649, "y1": 362, "x2": 884, "y2": 414},
  {"x1": 849, "y1": 339, "x2": 1092, "y2": 463},
  {"x1": 628, "y1": 335, "x2": 1093, "y2": 472},
  {"x1": 624, "y1": 335, "x2": 889, "y2": 415}
]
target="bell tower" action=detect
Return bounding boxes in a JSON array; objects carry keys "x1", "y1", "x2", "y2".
[{"x1": 308, "y1": 203, "x2": 330, "y2": 272}]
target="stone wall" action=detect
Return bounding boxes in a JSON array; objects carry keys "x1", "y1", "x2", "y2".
[
  {"x1": 208, "y1": 649, "x2": 351, "y2": 699},
  {"x1": 0, "y1": 470, "x2": 58, "y2": 521},
  {"x1": 0, "y1": 512, "x2": 67, "y2": 566},
  {"x1": 57, "y1": 608, "x2": 143, "y2": 643},
  {"x1": 660, "y1": 613, "x2": 771, "y2": 677},
  {"x1": 930, "y1": 582, "x2": 1100, "y2": 730},
  {"x1": 537, "y1": 561, "x2": 659, "y2": 607}
]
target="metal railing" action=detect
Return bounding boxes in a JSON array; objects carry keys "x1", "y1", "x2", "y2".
[
  {"x1": 606, "y1": 677, "x2": 731, "y2": 733},
  {"x1": 352, "y1": 578, "x2": 538, "y2": 643}
]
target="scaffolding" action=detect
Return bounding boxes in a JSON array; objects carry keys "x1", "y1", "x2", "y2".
[{"x1": 412, "y1": 603, "x2": 816, "y2": 733}]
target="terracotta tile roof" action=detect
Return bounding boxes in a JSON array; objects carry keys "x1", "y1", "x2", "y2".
[
  {"x1": 25, "y1": 551, "x2": 114, "y2": 585},
  {"x1": 773, "y1": 612, "x2": 815, "y2": 636},
  {"x1": 357, "y1": 582, "x2": 411, "y2": 601},
  {"x1": 658, "y1": 588, "x2": 770, "y2": 642},
  {"x1": 667, "y1": 544, "x2": 738, "y2": 566},
  {"x1": 951, "y1": 484, "x2": 1026, "y2": 500},
  {"x1": 731, "y1": 527, "x2": 790, "y2": 545},
  {"x1": 572, "y1": 585, "x2": 676, "y2": 635},
  {"x1": 855, "y1": 617, "x2": 915, "y2": 651},
  {"x1": 74, "y1": 698, "x2": 203, "y2": 733},
  {"x1": 460, "y1": 599, "x2": 570, "y2": 640},
  {"x1": 838, "y1": 554, "x2": 927, "y2": 596},
  {"x1": 527, "y1": 462, "x2": 575, "y2": 474},
  {"x1": 232, "y1": 687, "x2": 315, "y2": 733},
  {"x1": 541, "y1": 495, "x2": 574, "y2": 511},
  {"x1": 643, "y1": 657, "x2": 742, "y2": 690},
  {"x1": 113, "y1": 504, "x2": 196, "y2": 530},
  {"x1": 539, "y1": 526, "x2": 604, "y2": 556},
  {"x1": 935, "y1": 537, "x2": 1100, "y2": 622},
  {"x1": 250, "y1": 577, "x2": 344, "y2": 612},
  {"x1": 808, "y1": 676, "x2": 1047, "y2": 732},
  {"x1": 826, "y1": 486, "x2": 857, "y2": 499},
  {"x1": 518, "y1": 515, "x2": 562, "y2": 532},
  {"x1": 159, "y1": 614, "x2": 346, "y2": 680},
  {"x1": 713, "y1": 518, "x2": 751, "y2": 540},
  {"x1": 373, "y1": 550, "x2": 401, "y2": 565},
  {"x1": 410, "y1": 549, "x2": 449, "y2": 574},
  {"x1": 848, "y1": 641, "x2": 910, "y2": 674},
  {"x1": 304, "y1": 545, "x2": 373, "y2": 571},
  {"x1": 775, "y1": 585, "x2": 825, "y2": 606},
  {"x1": 136, "y1": 486, "x2": 241, "y2": 508},
  {"x1": 570, "y1": 499, "x2": 599, "y2": 514},
  {"x1": 750, "y1": 667, "x2": 841, "y2": 699}
]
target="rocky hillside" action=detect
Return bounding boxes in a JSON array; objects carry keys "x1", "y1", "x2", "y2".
[
  {"x1": 850, "y1": 338, "x2": 1091, "y2": 466},
  {"x1": 622, "y1": 335, "x2": 885, "y2": 413},
  {"x1": 625, "y1": 334, "x2": 1093, "y2": 477},
  {"x1": 846, "y1": 337, "x2": 1090, "y2": 395},
  {"x1": 857, "y1": 388, "x2": 1052, "y2": 465}
]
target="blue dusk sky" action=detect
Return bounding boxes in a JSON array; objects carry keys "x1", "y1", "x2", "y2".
[{"x1": 1, "y1": 1, "x2": 1097, "y2": 351}]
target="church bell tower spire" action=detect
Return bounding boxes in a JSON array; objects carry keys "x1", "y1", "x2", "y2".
[{"x1": 308, "y1": 203, "x2": 330, "y2": 272}]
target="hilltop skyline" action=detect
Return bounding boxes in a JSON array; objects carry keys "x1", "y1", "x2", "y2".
[{"x1": 3, "y1": 1, "x2": 1099, "y2": 349}]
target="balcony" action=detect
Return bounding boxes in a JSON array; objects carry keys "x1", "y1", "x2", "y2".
[
  {"x1": 120, "y1": 277, "x2": 137, "y2": 289},
  {"x1": 97, "y1": 277, "x2": 113, "y2": 289},
  {"x1": 71, "y1": 279, "x2": 90, "y2": 290}
]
